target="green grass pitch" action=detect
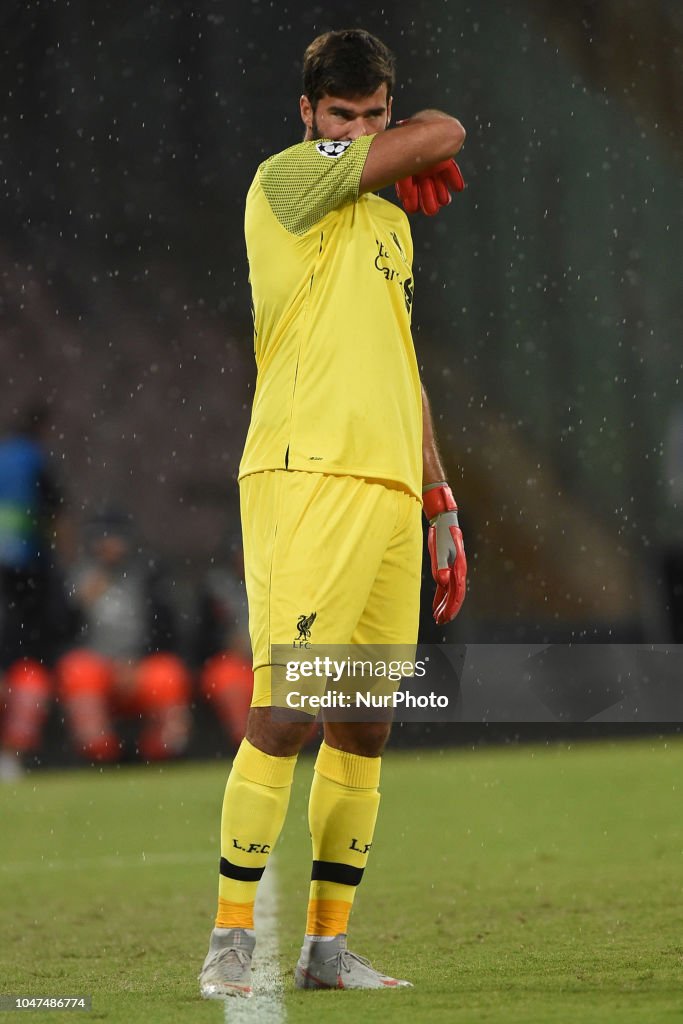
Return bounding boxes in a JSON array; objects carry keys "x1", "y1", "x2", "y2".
[{"x1": 2, "y1": 739, "x2": 682, "y2": 1023}]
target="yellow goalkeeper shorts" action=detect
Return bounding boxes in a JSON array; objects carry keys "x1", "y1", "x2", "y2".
[{"x1": 239, "y1": 470, "x2": 422, "y2": 707}]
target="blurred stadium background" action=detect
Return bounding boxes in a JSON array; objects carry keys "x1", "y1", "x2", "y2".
[
  {"x1": 2, "y1": 6, "x2": 683, "y2": 1022},
  {"x1": 1, "y1": 0, "x2": 683, "y2": 767}
]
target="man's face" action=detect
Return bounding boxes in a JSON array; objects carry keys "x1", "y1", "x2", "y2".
[{"x1": 300, "y1": 84, "x2": 392, "y2": 142}]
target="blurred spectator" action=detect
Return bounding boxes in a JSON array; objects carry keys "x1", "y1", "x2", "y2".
[
  {"x1": 55, "y1": 507, "x2": 191, "y2": 762},
  {"x1": 0, "y1": 403, "x2": 74, "y2": 780},
  {"x1": 0, "y1": 660, "x2": 51, "y2": 780},
  {"x1": 194, "y1": 539, "x2": 252, "y2": 748}
]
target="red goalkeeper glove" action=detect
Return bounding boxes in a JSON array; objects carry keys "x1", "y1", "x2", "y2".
[
  {"x1": 423, "y1": 482, "x2": 467, "y2": 623},
  {"x1": 395, "y1": 159, "x2": 465, "y2": 217}
]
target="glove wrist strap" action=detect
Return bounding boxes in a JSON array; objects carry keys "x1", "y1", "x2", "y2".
[{"x1": 422, "y1": 482, "x2": 458, "y2": 521}]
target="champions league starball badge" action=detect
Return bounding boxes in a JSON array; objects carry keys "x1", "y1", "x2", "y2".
[{"x1": 315, "y1": 140, "x2": 352, "y2": 158}]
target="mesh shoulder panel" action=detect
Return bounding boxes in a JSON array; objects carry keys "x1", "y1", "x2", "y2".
[{"x1": 259, "y1": 136, "x2": 374, "y2": 236}]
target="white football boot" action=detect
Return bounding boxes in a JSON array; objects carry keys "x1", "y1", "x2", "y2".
[
  {"x1": 198, "y1": 927, "x2": 255, "y2": 999},
  {"x1": 295, "y1": 934, "x2": 412, "y2": 990}
]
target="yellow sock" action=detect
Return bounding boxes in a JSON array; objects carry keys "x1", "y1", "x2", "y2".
[
  {"x1": 306, "y1": 742, "x2": 381, "y2": 937},
  {"x1": 215, "y1": 738, "x2": 297, "y2": 929}
]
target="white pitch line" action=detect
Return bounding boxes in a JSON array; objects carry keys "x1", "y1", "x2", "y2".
[{"x1": 223, "y1": 860, "x2": 286, "y2": 1024}]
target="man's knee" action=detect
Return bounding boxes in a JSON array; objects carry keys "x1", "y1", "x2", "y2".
[
  {"x1": 246, "y1": 706, "x2": 313, "y2": 757},
  {"x1": 323, "y1": 719, "x2": 391, "y2": 758}
]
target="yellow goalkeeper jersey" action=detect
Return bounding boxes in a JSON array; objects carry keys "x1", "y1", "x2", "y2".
[{"x1": 239, "y1": 135, "x2": 422, "y2": 498}]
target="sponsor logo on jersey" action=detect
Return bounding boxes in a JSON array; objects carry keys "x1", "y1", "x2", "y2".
[
  {"x1": 374, "y1": 238, "x2": 414, "y2": 313},
  {"x1": 316, "y1": 140, "x2": 352, "y2": 158}
]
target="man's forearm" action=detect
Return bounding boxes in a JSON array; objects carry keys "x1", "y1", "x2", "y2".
[
  {"x1": 360, "y1": 112, "x2": 465, "y2": 194},
  {"x1": 399, "y1": 109, "x2": 461, "y2": 125},
  {"x1": 421, "y1": 383, "x2": 447, "y2": 487}
]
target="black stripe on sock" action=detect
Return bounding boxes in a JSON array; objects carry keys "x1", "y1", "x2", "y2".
[
  {"x1": 311, "y1": 860, "x2": 365, "y2": 887},
  {"x1": 219, "y1": 857, "x2": 265, "y2": 883}
]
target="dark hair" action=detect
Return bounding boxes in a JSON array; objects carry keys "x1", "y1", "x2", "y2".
[{"x1": 302, "y1": 29, "x2": 396, "y2": 107}]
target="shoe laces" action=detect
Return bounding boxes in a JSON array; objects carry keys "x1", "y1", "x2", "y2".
[
  {"x1": 210, "y1": 946, "x2": 251, "y2": 977},
  {"x1": 329, "y1": 949, "x2": 374, "y2": 975}
]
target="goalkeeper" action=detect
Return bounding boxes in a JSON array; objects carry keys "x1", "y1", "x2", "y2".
[{"x1": 199, "y1": 27, "x2": 467, "y2": 998}]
